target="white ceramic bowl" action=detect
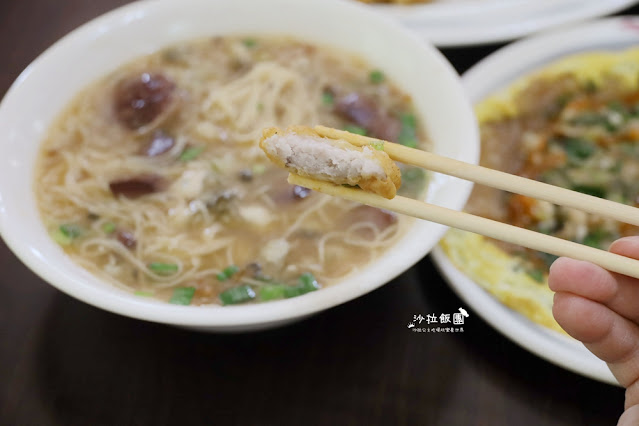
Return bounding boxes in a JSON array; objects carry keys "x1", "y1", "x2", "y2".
[{"x1": 0, "y1": 0, "x2": 478, "y2": 332}]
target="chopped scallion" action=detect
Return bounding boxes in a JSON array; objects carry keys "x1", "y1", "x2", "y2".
[
  {"x1": 134, "y1": 290, "x2": 154, "y2": 297},
  {"x1": 259, "y1": 284, "x2": 288, "y2": 301},
  {"x1": 398, "y1": 167, "x2": 426, "y2": 197},
  {"x1": 584, "y1": 80, "x2": 598, "y2": 94},
  {"x1": 298, "y1": 272, "x2": 319, "y2": 290},
  {"x1": 403, "y1": 167, "x2": 424, "y2": 182},
  {"x1": 562, "y1": 138, "x2": 595, "y2": 162},
  {"x1": 569, "y1": 113, "x2": 609, "y2": 127},
  {"x1": 179, "y1": 146, "x2": 204, "y2": 162},
  {"x1": 583, "y1": 229, "x2": 612, "y2": 249},
  {"x1": 148, "y1": 262, "x2": 179, "y2": 276},
  {"x1": 220, "y1": 285, "x2": 256, "y2": 305},
  {"x1": 169, "y1": 287, "x2": 196, "y2": 305},
  {"x1": 369, "y1": 70, "x2": 385, "y2": 84},
  {"x1": 620, "y1": 142, "x2": 638, "y2": 156},
  {"x1": 102, "y1": 222, "x2": 117, "y2": 234},
  {"x1": 242, "y1": 38, "x2": 257, "y2": 48},
  {"x1": 216, "y1": 264, "x2": 239, "y2": 281},
  {"x1": 569, "y1": 113, "x2": 619, "y2": 132},
  {"x1": 398, "y1": 113, "x2": 418, "y2": 148},
  {"x1": 51, "y1": 224, "x2": 82, "y2": 246},
  {"x1": 51, "y1": 228, "x2": 72, "y2": 246},
  {"x1": 370, "y1": 140, "x2": 384, "y2": 151},
  {"x1": 556, "y1": 93, "x2": 573, "y2": 108},
  {"x1": 526, "y1": 269, "x2": 544, "y2": 283},
  {"x1": 608, "y1": 191, "x2": 627, "y2": 204},
  {"x1": 284, "y1": 272, "x2": 320, "y2": 298},
  {"x1": 344, "y1": 125, "x2": 367, "y2": 136},
  {"x1": 322, "y1": 91, "x2": 334, "y2": 106},
  {"x1": 607, "y1": 101, "x2": 628, "y2": 115},
  {"x1": 572, "y1": 185, "x2": 606, "y2": 199},
  {"x1": 60, "y1": 224, "x2": 82, "y2": 239}
]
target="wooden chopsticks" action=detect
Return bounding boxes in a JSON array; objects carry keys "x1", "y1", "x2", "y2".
[
  {"x1": 316, "y1": 126, "x2": 639, "y2": 227},
  {"x1": 289, "y1": 125, "x2": 639, "y2": 280}
]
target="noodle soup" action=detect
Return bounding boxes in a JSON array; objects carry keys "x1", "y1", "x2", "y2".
[{"x1": 35, "y1": 36, "x2": 429, "y2": 306}]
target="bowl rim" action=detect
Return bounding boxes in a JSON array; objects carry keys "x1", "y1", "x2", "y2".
[{"x1": 0, "y1": 0, "x2": 478, "y2": 327}]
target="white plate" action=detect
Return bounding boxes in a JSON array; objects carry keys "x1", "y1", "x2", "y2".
[
  {"x1": 431, "y1": 16, "x2": 639, "y2": 385},
  {"x1": 370, "y1": 0, "x2": 638, "y2": 46}
]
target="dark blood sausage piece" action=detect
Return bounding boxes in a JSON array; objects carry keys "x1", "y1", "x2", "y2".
[
  {"x1": 109, "y1": 174, "x2": 166, "y2": 199},
  {"x1": 114, "y1": 73, "x2": 176, "y2": 130},
  {"x1": 116, "y1": 230, "x2": 137, "y2": 249},
  {"x1": 334, "y1": 93, "x2": 401, "y2": 142},
  {"x1": 144, "y1": 130, "x2": 175, "y2": 157}
]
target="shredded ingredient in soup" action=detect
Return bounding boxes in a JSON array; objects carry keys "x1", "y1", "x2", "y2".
[{"x1": 35, "y1": 36, "x2": 430, "y2": 306}]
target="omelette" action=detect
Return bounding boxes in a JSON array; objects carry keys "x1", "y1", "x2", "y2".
[{"x1": 440, "y1": 47, "x2": 639, "y2": 334}]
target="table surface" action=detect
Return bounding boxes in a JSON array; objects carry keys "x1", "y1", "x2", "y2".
[{"x1": 1, "y1": 1, "x2": 637, "y2": 425}]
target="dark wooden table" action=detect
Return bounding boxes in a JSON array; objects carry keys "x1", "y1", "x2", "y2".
[{"x1": 1, "y1": 1, "x2": 637, "y2": 425}]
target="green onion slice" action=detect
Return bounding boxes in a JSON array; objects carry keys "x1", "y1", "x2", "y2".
[
  {"x1": 180, "y1": 146, "x2": 204, "y2": 162},
  {"x1": 148, "y1": 262, "x2": 179, "y2": 276},
  {"x1": 259, "y1": 284, "x2": 288, "y2": 301},
  {"x1": 369, "y1": 70, "x2": 385, "y2": 84},
  {"x1": 51, "y1": 224, "x2": 83, "y2": 246},
  {"x1": 60, "y1": 224, "x2": 82, "y2": 238},
  {"x1": 102, "y1": 222, "x2": 117, "y2": 234},
  {"x1": 583, "y1": 228, "x2": 613, "y2": 249},
  {"x1": 242, "y1": 38, "x2": 257, "y2": 48},
  {"x1": 526, "y1": 269, "x2": 544, "y2": 283},
  {"x1": 561, "y1": 138, "x2": 595, "y2": 162},
  {"x1": 571, "y1": 185, "x2": 606, "y2": 199},
  {"x1": 220, "y1": 285, "x2": 256, "y2": 305},
  {"x1": 370, "y1": 140, "x2": 384, "y2": 151},
  {"x1": 284, "y1": 273, "x2": 320, "y2": 298},
  {"x1": 322, "y1": 91, "x2": 334, "y2": 106},
  {"x1": 51, "y1": 229, "x2": 72, "y2": 246},
  {"x1": 398, "y1": 113, "x2": 418, "y2": 148},
  {"x1": 216, "y1": 265, "x2": 240, "y2": 281},
  {"x1": 344, "y1": 125, "x2": 367, "y2": 136},
  {"x1": 169, "y1": 287, "x2": 196, "y2": 305}
]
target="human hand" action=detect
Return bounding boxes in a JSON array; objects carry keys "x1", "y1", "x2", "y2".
[{"x1": 549, "y1": 237, "x2": 639, "y2": 426}]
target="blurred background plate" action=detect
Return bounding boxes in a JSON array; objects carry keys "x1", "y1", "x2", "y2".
[
  {"x1": 431, "y1": 16, "x2": 639, "y2": 385},
  {"x1": 369, "y1": 0, "x2": 639, "y2": 46}
]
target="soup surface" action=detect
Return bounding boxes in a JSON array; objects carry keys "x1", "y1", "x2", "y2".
[{"x1": 35, "y1": 36, "x2": 429, "y2": 306}]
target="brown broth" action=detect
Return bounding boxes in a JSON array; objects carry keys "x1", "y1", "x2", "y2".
[{"x1": 35, "y1": 36, "x2": 430, "y2": 306}]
